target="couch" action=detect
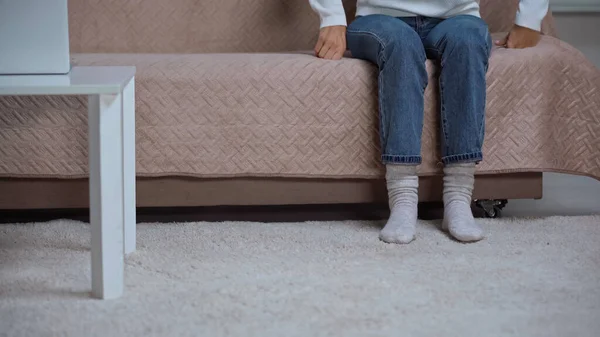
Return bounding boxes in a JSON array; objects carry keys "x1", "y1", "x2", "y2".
[{"x1": 0, "y1": 0, "x2": 599, "y2": 212}]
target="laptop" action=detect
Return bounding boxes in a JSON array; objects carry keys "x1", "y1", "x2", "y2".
[{"x1": 0, "y1": 0, "x2": 71, "y2": 75}]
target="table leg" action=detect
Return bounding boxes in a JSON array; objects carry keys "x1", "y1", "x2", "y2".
[
  {"x1": 122, "y1": 77, "x2": 136, "y2": 255},
  {"x1": 88, "y1": 92, "x2": 125, "y2": 300}
]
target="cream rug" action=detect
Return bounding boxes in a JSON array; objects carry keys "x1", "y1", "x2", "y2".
[{"x1": 1, "y1": 216, "x2": 600, "y2": 337}]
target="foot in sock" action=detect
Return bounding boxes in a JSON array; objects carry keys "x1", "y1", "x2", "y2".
[
  {"x1": 379, "y1": 165, "x2": 419, "y2": 244},
  {"x1": 442, "y1": 163, "x2": 484, "y2": 242}
]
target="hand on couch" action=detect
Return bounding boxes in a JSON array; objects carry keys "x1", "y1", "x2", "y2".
[
  {"x1": 314, "y1": 25, "x2": 347, "y2": 60},
  {"x1": 495, "y1": 24, "x2": 541, "y2": 49}
]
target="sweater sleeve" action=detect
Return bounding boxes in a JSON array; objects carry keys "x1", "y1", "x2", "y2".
[
  {"x1": 308, "y1": 0, "x2": 348, "y2": 28},
  {"x1": 515, "y1": 0, "x2": 550, "y2": 32}
]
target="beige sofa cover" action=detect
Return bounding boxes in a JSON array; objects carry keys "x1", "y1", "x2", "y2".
[{"x1": 0, "y1": 0, "x2": 599, "y2": 182}]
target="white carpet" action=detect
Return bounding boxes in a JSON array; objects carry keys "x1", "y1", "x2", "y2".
[{"x1": 1, "y1": 216, "x2": 600, "y2": 337}]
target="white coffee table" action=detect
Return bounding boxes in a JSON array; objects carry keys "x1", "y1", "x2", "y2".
[{"x1": 0, "y1": 66, "x2": 137, "y2": 299}]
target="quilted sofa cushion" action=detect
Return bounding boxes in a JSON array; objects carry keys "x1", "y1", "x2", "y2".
[{"x1": 1, "y1": 35, "x2": 599, "y2": 180}]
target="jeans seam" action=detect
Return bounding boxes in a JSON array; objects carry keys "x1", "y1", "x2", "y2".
[
  {"x1": 347, "y1": 29, "x2": 389, "y2": 150},
  {"x1": 425, "y1": 47, "x2": 440, "y2": 54},
  {"x1": 478, "y1": 89, "x2": 486, "y2": 149},
  {"x1": 378, "y1": 68, "x2": 386, "y2": 149},
  {"x1": 438, "y1": 76, "x2": 449, "y2": 154},
  {"x1": 415, "y1": 16, "x2": 421, "y2": 33},
  {"x1": 346, "y1": 30, "x2": 388, "y2": 69},
  {"x1": 442, "y1": 152, "x2": 483, "y2": 164},
  {"x1": 346, "y1": 30, "x2": 387, "y2": 52},
  {"x1": 382, "y1": 154, "x2": 422, "y2": 165},
  {"x1": 444, "y1": 151, "x2": 482, "y2": 157},
  {"x1": 434, "y1": 36, "x2": 448, "y2": 67},
  {"x1": 478, "y1": 32, "x2": 492, "y2": 149}
]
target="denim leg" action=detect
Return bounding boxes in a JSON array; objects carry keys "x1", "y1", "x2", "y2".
[
  {"x1": 422, "y1": 15, "x2": 492, "y2": 164},
  {"x1": 347, "y1": 15, "x2": 428, "y2": 165}
]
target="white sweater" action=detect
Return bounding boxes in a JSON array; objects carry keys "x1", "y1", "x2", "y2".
[{"x1": 309, "y1": 0, "x2": 549, "y2": 31}]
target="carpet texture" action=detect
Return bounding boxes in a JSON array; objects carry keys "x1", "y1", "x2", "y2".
[{"x1": 1, "y1": 216, "x2": 600, "y2": 337}]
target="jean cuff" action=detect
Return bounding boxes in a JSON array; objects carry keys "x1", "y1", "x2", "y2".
[
  {"x1": 382, "y1": 154, "x2": 422, "y2": 165},
  {"x1": 442, "y1": 152, "x2": 483, "y2": 165}
]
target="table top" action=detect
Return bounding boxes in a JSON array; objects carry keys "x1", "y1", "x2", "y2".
[{"x1": 0, "y1": 66, "x2": 136, "y2": 96}]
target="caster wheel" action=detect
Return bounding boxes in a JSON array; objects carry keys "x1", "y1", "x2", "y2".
[
  {"x1": 484, "y1": 206, "x2": 502, "y2": 218},
  {"x1": 474, "y1": 199, "x2": 507, "y2": 218}
]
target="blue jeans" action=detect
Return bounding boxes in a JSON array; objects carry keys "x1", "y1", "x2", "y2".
[{"x1": 346, "y1": 15, "x2": 493, "y2": 165}]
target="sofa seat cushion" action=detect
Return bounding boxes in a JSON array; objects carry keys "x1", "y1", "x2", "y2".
[{"x1": 0, "y1": 36, "x2": 599, "y2": 180}]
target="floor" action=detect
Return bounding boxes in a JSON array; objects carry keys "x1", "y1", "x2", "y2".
[{"x1": 1, "y1": 216, "x2": 599, "y2": 337}]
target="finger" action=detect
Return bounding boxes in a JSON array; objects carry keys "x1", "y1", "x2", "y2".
[
  {"x1": 495, "y1": 35, "x2": 508, "y2": 47},
  {"x1": 335, "y1": 45, "x2": 346, "y2": 59},
  {"x1": 314, "y1": 38, "x2": 325, "y2": 56},
  {"x1": 333, "y1": 49, "x2": 345, "y2": 60},
  {"x1": 323, "y1": 46, "x2": 337, "y2": 60},
  {"x1": 318, "y1": 43, "x2": 332, "y2": 59}
]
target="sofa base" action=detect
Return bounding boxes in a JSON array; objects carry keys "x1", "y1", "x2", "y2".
[{"x1": 0, "y1": 173, "x2": 542, "y2": 210}]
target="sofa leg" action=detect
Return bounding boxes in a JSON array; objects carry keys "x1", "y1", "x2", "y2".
[{"x1": 474, "y1": 199, "x2": 508, "y2": 218}]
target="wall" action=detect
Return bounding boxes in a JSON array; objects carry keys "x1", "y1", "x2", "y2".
[
  {"x1": 555, "y1": 13, "x2": 600, "y2": 63},
  {"x1": 550, "y1": 0, "x2": 600, "y2": 12},
  {"x1": 505, "y1": 12, "x2": 600, "y2": 217}
]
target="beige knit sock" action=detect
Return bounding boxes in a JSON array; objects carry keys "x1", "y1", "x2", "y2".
[
  {"x1": 379, "y1": 164, "x2": 419, "y2": 244},
  {"x1": 442, "y1": 163, "x2": 484, "y2": 242}
]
